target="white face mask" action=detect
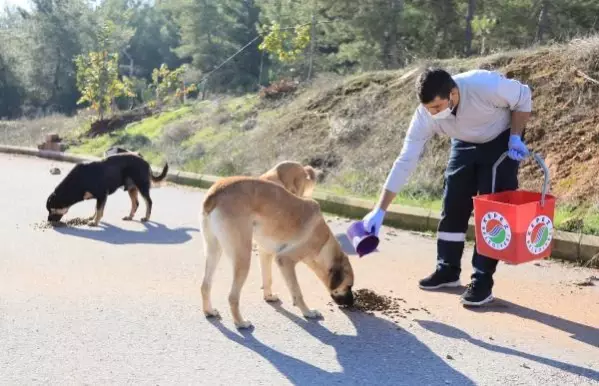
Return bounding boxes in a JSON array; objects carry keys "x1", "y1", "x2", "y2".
[{"x1": 431, "y1": 100, "x2": 454, "y2": 120}]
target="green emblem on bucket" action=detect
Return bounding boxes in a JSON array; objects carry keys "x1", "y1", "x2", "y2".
[
  {"x1": 526, "y1": 215, "x2": 553, "y2": 255},
  {"x1": 481, "y1": 211, "x2": 512, "y2": 250}
]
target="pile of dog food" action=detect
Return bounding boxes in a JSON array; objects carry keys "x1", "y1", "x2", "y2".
[
  {"x1": 351, "y1": 289, "x2": 397, "y2": 312},
  {"x1": 32, "y1": 221, "x2": 54, "y2": 231},
  {"x1": 339, "y1": 288, "x2": 431, "y2": 323},
  {"x1": 350, "y1": 288, "x2": 410, "y2": 320},
  {"x1": 64, "y1": 218, "x2": 90, "y2": 226},
  {"x1": 32, "y1": 217, "x2": 89, "y2": 230}
]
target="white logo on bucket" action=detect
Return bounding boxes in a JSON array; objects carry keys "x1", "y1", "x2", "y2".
[
  {"x1": 526, "y1": 215, "x2": 553, "y2": 255},
  {"x1": 480, "y1": 211, "x2": 512, "y2": 251}
]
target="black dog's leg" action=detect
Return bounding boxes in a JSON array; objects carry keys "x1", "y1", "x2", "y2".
[
  {"x1": 82, "y1": 191, "x2": 97, "y2": 222},
  {"x1": 138, "y1": 184, "x2": 152, "y2": 222},
  {"x1": 88, "y1": 192, "x2": 107, "y2": 226},
  {"x1": 123, "y1": 187, "x2": 139, "y2": 221}
]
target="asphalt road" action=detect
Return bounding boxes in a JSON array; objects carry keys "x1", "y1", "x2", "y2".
[{"x1": 1, "y1": 153, "x2": 598, "y2": 385}]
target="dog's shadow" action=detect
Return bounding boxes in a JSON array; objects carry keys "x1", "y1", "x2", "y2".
[
  {"x1": 208, "y1": 303, "x2": 475, "y2": 385},
  {"x1": 53, "y1": 220, "x2": 199, "y2": 245}
]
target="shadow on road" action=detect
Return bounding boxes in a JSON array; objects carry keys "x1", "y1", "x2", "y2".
[
  {"x1": 209, "y1": 304, "x2": 474, "y2": 385},
  {"x1": 416, "y1": 319, "x2": 599, "y2": 382},
  {"x1": 53, "y1": 220, "x2": 199, "y2": 245},
  {"x1": 419, "y1": 288, "x2": 599, "y2": 349},
  {"x1": 466, "y1": 297, "x2": 599, "y2": 349}
]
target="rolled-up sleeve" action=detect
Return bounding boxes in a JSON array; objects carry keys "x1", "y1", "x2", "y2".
[
  {"x1": 383, "y1": 106, "x2": 436, "y2": 193},
  {"x1": 493, "y1": 73, "x2": 532, "y2": 112}
]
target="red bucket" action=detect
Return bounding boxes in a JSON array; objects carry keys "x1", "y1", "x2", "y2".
[{"x1": 473, "y1": 152, "x2": 556, "y2": 265}]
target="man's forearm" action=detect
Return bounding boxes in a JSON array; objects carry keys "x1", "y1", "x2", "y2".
[
  {"x1": 376, "y1": 189, "x2": 397, "y2": 211},
  {"x1": 510, "y1": 111, "x2": 531, "y2": 136}
]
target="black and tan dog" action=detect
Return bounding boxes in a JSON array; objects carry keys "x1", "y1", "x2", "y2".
[
  {"x1": 104, "y1": 146, "x2": 143, "y2": 159},
  {"x1": 46, "y1": 153, "x2": 168, "y2": 226},
  {"x1": 104, "y1": 146, "x2": 143, "y2": 191}
]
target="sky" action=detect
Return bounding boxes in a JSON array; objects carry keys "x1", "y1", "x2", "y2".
[
  {"x1": 0, "y1": 0, "x2": 30, "y2": 11},
  {"x1": 0, "y1": 0, "x2": 127, "y2": 13}
]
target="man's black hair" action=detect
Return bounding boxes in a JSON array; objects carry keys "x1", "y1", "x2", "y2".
[{"x1": 416, "y1": 67, "x2": 457, "y2": 104}]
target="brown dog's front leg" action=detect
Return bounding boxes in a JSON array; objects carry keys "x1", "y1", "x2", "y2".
[
  {"x1": 258, "y1": 246, "x2": 279, "y2": 302},
  {"x1": 277, "y1": 256, "x2": 322, "y2": 319}
]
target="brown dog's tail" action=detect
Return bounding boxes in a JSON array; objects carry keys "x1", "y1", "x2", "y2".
[
  {"x1": 304, "y1": 165, "x2": 317, "y2": 181},
  {"x1": 203, "y1": 192, "x2": 217, "y2": 215},
  {"x1": 150, "y1": 163, "x2": 169, "y2": 187}
]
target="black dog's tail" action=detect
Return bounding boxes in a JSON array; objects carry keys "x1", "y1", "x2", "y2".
[{"x1": 150, "y1": 163, "x2": 169, "y2": 187}]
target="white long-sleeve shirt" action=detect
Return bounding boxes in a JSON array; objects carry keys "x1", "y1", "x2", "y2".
[{"x1": 383, "y1": 69, "x2": 533, "y2": 193}]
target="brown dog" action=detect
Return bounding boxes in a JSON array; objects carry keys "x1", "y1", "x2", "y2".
[
  {"x1": 256, "y1": 161, "x2": 319, "y2": 305},
  {"x1": 200, "y1": 176, "x2": 354, "y2": 329},
  {"x1": 259, "y1": 161, "x2": 318, "y2": 198}
]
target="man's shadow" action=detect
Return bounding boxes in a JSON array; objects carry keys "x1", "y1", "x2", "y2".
[
  {"x1": 416, "y1": 319, "x2": 599, "y2": 382},
  {"x1": 428, "y1": 285, "x2": 599, "y2": 349},
  {"x1": 466, "y1": 297, "x2": 599, "y2": 349},
  {"x1": 208, "y1": 303, "x2": 475, "y2": 385},
  {"x1": 53, "y1": 220, "x2": 199, "y2": 245}
]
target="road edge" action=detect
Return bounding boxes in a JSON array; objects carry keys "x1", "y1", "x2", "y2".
[{"x1": 1, "y1": 144, "x2": 595, "y2": 264}]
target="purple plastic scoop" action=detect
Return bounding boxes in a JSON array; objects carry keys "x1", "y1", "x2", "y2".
[{"x1": 346, "y1": 220, "x2": 380, "y2": 257}]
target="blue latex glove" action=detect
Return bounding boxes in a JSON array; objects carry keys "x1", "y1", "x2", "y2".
[
  {"x1": 507, "y1": 134, "x2": 530, "y2": 162},
  {"x1": 362, "y1": 207, "x2": 386, "y2": 236}
]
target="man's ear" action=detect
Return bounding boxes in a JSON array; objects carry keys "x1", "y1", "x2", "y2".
[{"x1": 450, "y1": 87, "x2": 459, "y2": 102}]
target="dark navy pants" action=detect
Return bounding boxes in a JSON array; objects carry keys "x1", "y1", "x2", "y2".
[{"x1": 436, "y1": 129, "x2": 519, "y2": 285}]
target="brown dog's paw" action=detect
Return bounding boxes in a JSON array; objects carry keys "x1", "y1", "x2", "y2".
[
  {"x1": 141, "y1": 217, "x2": 149, "y2": 222},
  {"x1": 264, "y1": 294, "x2": 280, "y2": 303},
  {"x1": 204, "y1": 308, "x2": 221, "y2": 318},
  {"x1": 235, "y1": 320, "x2": 253, "y2": 330},
  {"x1": 122, "y1": 216, "x2": 133, "y2": 221},
  {"x1": 302, "y1": 309, "x2": 323, "y2": 319}
]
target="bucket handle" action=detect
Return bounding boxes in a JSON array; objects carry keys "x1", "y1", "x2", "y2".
[{"x1": 492, "y1": 151, "x2": 550, "y2": 207}]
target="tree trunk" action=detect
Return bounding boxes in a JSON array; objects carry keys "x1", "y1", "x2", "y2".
[
  {"x1": 307, "y1": 0, "x2": 316, "y2": 81},
  {"x1": 433, "y1": 0, "x2": 456, "y2": 58},
  {"x1": 535, "y1": 0, "x2": 550, "y2": 43},
  {"x1": 382, "y1": 0, "x2": 403, "y2": 69},
  {"x1": 464, "y1": 0, "x2": 476, "y2": 57},
  {"x1": 122, "y1": 47, "x2": 134, "y2": 77},
  {"x1": 49, "y1": 46, "x2": 61, "y2": 111},
  {"x1": 481, "y1": 36, "x2": 486, "y2": 55}
]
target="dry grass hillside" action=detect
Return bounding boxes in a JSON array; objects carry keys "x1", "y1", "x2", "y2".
[
  {"x1": 204, "y1": 36, "x2": 599, "y2": 206},
  {"x1": 2, "y1": 36, "x2": 599, "y2": 229}
]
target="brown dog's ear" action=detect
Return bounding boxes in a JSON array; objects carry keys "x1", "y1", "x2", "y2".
[
  {"x1": 314, "y1": 168, "x2": 325, "y2": 183},
  {"x1": 328, "y1": 266, "x2": 344, "y2": 290},
  {"x1": 303, "y1": 165, "x2": 317, "y2": 181}
]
